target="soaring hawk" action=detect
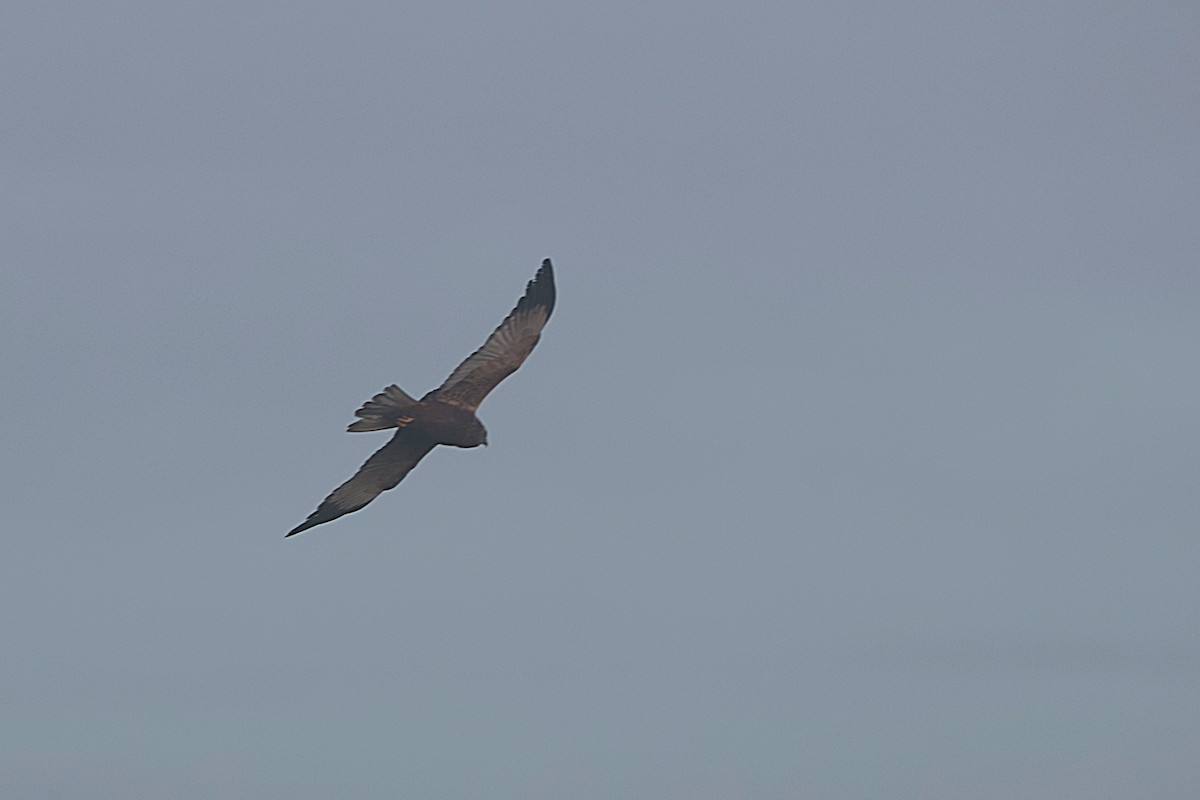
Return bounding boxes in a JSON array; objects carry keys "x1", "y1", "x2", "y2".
[{"x1": 286, "y1": 259, "x2": 555, "y2": 537}]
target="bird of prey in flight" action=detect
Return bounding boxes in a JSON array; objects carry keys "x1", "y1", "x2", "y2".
[{"x1": 286, "y1": 259, "x2": 555, "y2": 537}]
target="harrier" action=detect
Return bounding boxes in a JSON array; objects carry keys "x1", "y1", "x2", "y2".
[{"x1": 286, "y1": 259, "x2": 555, "y2": 537}]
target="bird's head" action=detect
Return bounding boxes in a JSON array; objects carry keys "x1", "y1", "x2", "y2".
[{"x1": 449, "y1": 417, "x2": 488, "y2": 449}]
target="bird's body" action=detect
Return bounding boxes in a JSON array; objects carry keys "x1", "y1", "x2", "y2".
[
  {"x1": 378, "y1": 399, "x2": 489, "y2": 447},
  {"x1": 285, "y1": 259, "x2": 555, "y2": 537}
]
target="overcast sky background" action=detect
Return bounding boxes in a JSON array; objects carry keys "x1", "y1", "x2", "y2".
[{"x1": 2, "y1": 1, "x2": 1198, "y2": 798}]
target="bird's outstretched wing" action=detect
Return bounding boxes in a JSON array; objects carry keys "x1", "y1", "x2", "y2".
[
  {"x1": 285, "y1": 432, "x2": 435, "y2": 537},
  {"x1": 428, "y1": 259, "x2": 555, "y2": 412}
]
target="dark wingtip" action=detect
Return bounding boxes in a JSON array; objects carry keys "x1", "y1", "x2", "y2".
[
  {"x1": 284, "y1": 514, "x2": 327, "y2": 537},
  {"x1": 525, "y1": 258, "x2": 556, "y2": 318},
  {"x1": 285, "y1": 513, "x2": 332, "y2": 537},
  {"x1": 285, "y1": 497, "x2": 354, "y2": 538}
]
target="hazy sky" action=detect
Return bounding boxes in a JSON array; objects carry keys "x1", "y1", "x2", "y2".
[{"x1": 3, "y1": 1, "x2": 1198, "y2": 798}]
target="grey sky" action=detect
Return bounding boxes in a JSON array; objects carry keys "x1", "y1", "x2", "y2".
[{"x1": 3, "y1": 1, "x2": 1198, "y2": 797}]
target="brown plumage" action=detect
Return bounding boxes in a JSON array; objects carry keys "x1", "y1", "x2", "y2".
[{"x1": 285, "y1": 259, "x2": 555, "y2": 537}]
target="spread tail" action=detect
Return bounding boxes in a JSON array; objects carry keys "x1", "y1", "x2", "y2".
[{"x1": 347, "y1": 384, "x2": 419, "y2": 432}]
